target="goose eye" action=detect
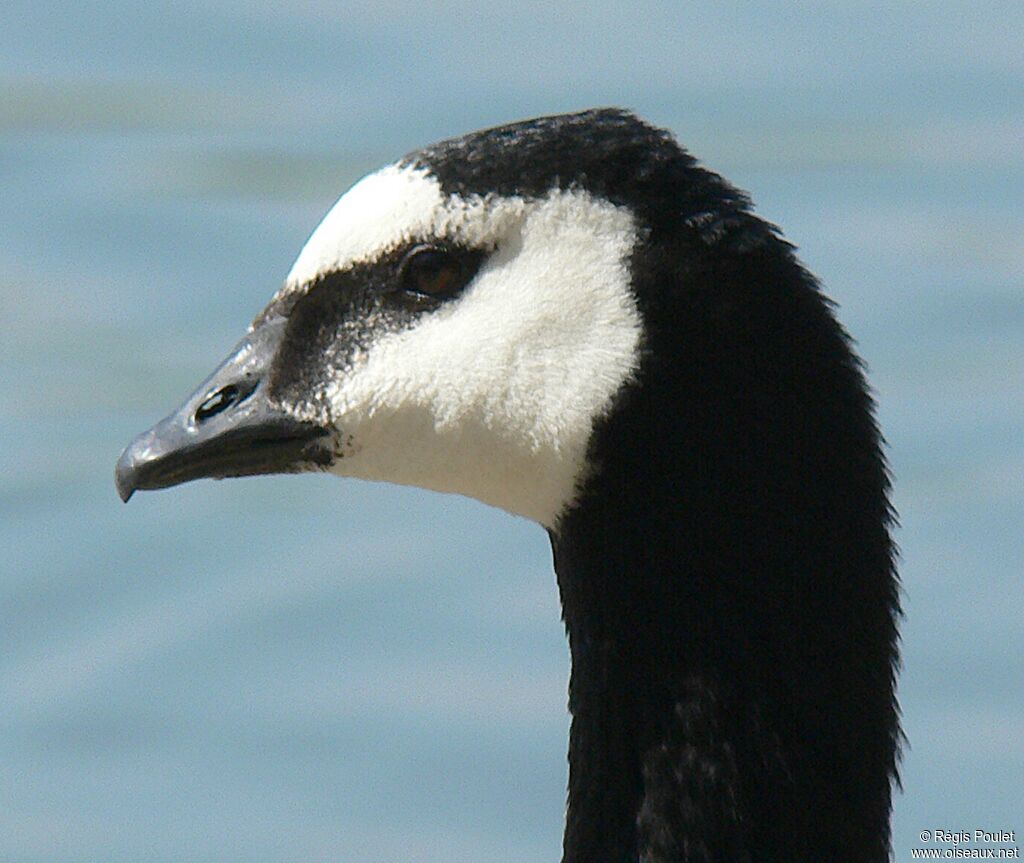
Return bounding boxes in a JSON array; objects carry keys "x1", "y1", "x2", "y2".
[{"x1": 400, "y1": 246, "x2": 464, "y2": 298}]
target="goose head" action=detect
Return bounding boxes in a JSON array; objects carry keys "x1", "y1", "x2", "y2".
[
  {"x1": 116, "y1": 109, "x2": 900, "y2": 863},
  {"x1": 116, "y1": 113, "x2": 652, "y2": 527}
]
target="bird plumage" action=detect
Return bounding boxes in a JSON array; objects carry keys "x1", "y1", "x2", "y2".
[{"x1": 117, "y1": 109, "x2": 900, "y2": 862}]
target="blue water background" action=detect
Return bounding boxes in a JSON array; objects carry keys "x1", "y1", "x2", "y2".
[{"x1": 1, "y1": 2, "x2": 1021, "y2": 860}]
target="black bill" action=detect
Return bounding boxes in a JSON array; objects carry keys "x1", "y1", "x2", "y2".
[{"x1": 115, "y1": 317, "x2": 334, "y2": 502}]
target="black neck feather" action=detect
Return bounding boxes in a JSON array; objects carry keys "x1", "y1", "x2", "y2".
[
  {"x1": 411, "y1": 107, "x2": 900, "y2": 862},
  {"x1": 549, "y1": 226, "x2": 900, "y2": 863}
]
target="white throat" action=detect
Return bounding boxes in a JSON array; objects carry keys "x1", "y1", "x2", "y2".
[{"x1": 283, "y1": 165, "x2": 644, "y2": 527}]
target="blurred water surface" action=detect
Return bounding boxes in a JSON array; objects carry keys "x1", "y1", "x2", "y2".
[{"x1": 1, "y1": 3, "x2": 1021, "y2": 861}]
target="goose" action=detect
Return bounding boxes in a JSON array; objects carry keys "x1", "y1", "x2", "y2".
[{"x1": 116, "y1": 109, "x2": 900, "y2": 863}]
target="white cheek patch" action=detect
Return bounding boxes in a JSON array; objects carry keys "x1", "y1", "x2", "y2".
[
  {"x1": 312, "y1": 178, "x2": 642, "y2": 528},
  {"x1": 284, "y1": 163, "x2": 527, "y2": 291},
  {"x1": 285, "y1": 165, "x2": 441, "y2": 289}
]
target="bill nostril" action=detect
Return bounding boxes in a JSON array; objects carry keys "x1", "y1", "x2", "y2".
[
  {"x1": 196, "y1": 385, "x2": 240, "y2": 422},
  {"x1": 195, "y1": 381, "x2": 256, "y2": 423}
]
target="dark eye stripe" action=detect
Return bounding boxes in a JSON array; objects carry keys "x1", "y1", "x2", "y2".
[{"x1": 266, "y1": 244, "x2": 487, "y2": 407}]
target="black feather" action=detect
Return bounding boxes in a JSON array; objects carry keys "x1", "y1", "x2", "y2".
[{"x1": 412, "y1": 110, "x2": 900, "y2": 863}]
